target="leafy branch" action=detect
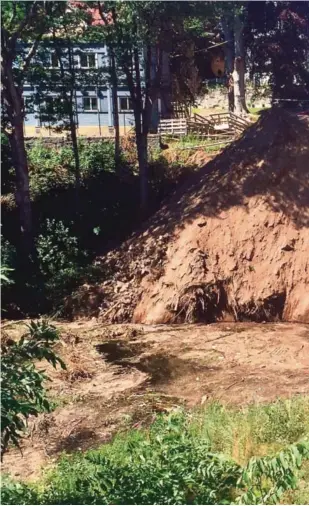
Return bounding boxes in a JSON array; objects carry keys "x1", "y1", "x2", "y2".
[{"x1": 1, "y1": 320, "x2": 66, "y2": 459}]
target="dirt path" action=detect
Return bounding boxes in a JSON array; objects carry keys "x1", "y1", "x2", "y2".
[{"x1": 2, "y1": 321, "x2": 309, "y2": 481}]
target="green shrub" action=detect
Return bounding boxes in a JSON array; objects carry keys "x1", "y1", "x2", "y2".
[
  {"x1": 36, "y1": 219, "x2": 81, "y2": 277},
  {"x1": 1, "y1": 236, "x2": 17, "y2": 274},
  {"x1": 78, "y1": 139, "x2": 118, "y2": 176},
  {"x1": 1, "y1": 407, "x2": 308, "y2": 505},
  {"x1": 1, "y1": 320, "x2": 65, "y2": 459},
  {"x1": 1, "y1": 133, "x2": 15, "y2": 195},
  {"x1": 36, "y1": 219, "x2": 88, "y2": 307},
  {"x1": 248, "y1": 398, "x2": 309, "y2": 445},
  {"x1": 0, "y1": 476, "x2": 39, "y2": 505},
  {"x1": 28, "y1": 143, "x2": 75, "y2": 197},
  {"x1": 27, "y1": 140, "x2": 119, "y2": 198},
  {"x1": 0, "y1": 266, "x2": 14, "y2": 287}
]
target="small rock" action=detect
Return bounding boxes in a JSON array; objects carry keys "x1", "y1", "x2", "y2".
[{"x1": 281, "y1": 243, "x2": 294, "y2": 252}]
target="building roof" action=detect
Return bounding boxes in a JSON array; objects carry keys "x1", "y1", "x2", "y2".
[{"x1": 69, "y1": 1, "x2": 112, "y2": 26}]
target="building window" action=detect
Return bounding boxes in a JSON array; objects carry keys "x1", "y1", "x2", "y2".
[
  {"x1": 80, "y1": 53, "x2": 96, "y2": 68},
  {"x1": 50, "y1": 52, "x2": 59, "y2": 68},
  {"x1": 119, "y1": 97, "x2": 133, "y2": 111},
  {"x1": 83, "y1": 97, "x2": 98, "y2": 111}
]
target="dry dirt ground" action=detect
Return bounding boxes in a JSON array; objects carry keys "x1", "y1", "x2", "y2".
[{"x1": 2, "y1": 320, "x2": 309, "y2": 481}]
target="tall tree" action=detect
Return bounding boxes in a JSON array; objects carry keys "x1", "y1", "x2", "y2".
[
  {"x1": 219, "y1": 2, "x2": 248, "y2": 115},
  {"x1": 70, "y1": 2, "x2": 122, "y2": 171},
  {"x1": 232, "y1": 7, "x2": 248, "y2": 115},
  {"x1": 1, "y1": 1, "x2": 65, "y2": 259},
  {"x1": 246, "y1": 1, "x2": 309, "y2": 106},
  {"x1": 28, "y1": 4, "x2": 108, "y2": 212},
  {"x1": 96, "y1": 3, "x2": 121, "y2": 171},
  {"x1": 54, "y1": 35, "x2": 81, "y2": 211},
  {"x1": 97, "y1": 1, "x2": 179, "y2": 212}
]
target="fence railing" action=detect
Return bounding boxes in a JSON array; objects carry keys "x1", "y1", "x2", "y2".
[
  {"x1": 158, "y1": 111, "x2": 252, "y2": 137},
  {"x1": 158, "y1": 118, "x2": 187, "y2": 135}
]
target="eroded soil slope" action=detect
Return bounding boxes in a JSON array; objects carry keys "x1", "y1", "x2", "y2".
[
  {"x1": 2, "y1": 321, "x2": 309, "y2": 480},
  {"x1": 69, "y1": 109, "x2": 309, "y2": 324}
]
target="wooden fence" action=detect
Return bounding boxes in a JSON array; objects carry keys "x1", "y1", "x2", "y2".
[
  {"x1": 158, "y1": 112, "x2": 252, "y2": 138},
  {"x1": 158, "y1": 118, "x2": 187, "y2": 135}
]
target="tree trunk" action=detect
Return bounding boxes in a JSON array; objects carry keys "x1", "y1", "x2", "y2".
[
  {"x1": 133, "y1": 97, "x2": 148, "y2": 213},
  {"x1": 110, "y1": 50, "x2": 121, "y2": 171},
  {"x1": 233, "y1": 14, "x2": 248, "y2": 116},
  {"x1": 67, "y1": 41, "x2": 80, "y2": 213},
  {"x1": 3, "y1": 63, "x2": 35, "y2": 258},
  {"x1": 133, "y1": 46, "x2": 149, "y2": 212},
  {"x1": 222, "y1": 17, "x2": 235, "y2": 111},
  {"x1": 136, "y1": 130, "x2": 148, "y2": 213},
  {"x1": 69, "y1": 109, "x2": 81, "y2": 214},
  {"x1": 10, "y1": 120, "x2": 34, "y2": 258}
]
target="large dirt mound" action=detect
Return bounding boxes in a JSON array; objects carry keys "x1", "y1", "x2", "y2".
[{"x1": 69, "y1": 108, "x2": 309, "y2": 323}]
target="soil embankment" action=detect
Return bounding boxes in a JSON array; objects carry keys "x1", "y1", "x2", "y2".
[{"x1": 69, "y1": 108, "x2": 309, "y2": 324}]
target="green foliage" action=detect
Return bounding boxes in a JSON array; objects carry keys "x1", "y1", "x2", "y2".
[
  {"x1": 248, "y1": 398, "x2": 309, "y2": 445},
  {"x1": 237, "y1": 442, "x2": 309, "y2": 505},
  {"x1": 78, "y1": 139, "x2": 118, "y2": 176},
  {"x1": 1, "y1": 235, "x2": 17, "y2": 272},
  {"x1": 1, "y1": 238, "x2": 18, "y2": 315},
  {"x1": 28, "y1": 143, "x2": 75, "y2": 196},
  {"x1": 0, "y1": 266, "x2": 14, "y2": 287},
  {"x1": 1, "y1": 133, "x2": 15, "y2": 195},
  {"x1": 0, "y1": 475, "x2": 39, "y2": 506},
  {"x1": 36, "y1": 219, "x2": 88, "y2": 308},
  {"x1": 1, "y1": 402, "x2": 309, "y2": 504},
  {"x1": 191, "y1": 398, "x2": 309, "y2": 459},
  {"x1": 1, "y1": 320, "x2": 65, "y2": 459},
  {"x1": 3, "y1": 140, "x2": 142, "y2": 315},
  {"x1": 36, "y1": 219, "x2": 80, "y2": 277},
  {"x1": 27, "y1": 140, "x2": 118, "y2": 197}
]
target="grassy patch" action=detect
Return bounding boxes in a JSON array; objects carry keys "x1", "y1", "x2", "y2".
[
  {"x1": 190, "y1": 397, "x2": 309, "y2": 463},
  {"x1": 248, "y1": 106, "x2": 271, "y2": 115},
  {"x1": 164, "y1": 134, "x2": 231, "y2": 156},
  {"x1": 1, "y1": 396, "x2": 309, "y2": 504}
]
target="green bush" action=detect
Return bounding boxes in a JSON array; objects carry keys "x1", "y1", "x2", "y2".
[
  {"x1": 1, "y1": 133, "x2": 15, "y2": 195},
  {"x1": 1, "y1": 407, "x2": 308, "y2": 505},
  {"x1": 28, "y1": 143, "x2": 75, "y2": 197},
  {"x1": 1, "y1": 320, "x2": 65, "y2": 459},
  {"x1": 27, "y1": 140, "x2": 119, "y2": 198},
  {"x1": 36, "y1": 219, "x2": 89, "y2": 308},
  {"x1": 0, "y1": 266, "x2": 14, "y2": 287},
  {"x1": 1, "y1": 236, "x2": 17, "y2": 273},
  {"x1": 1, "y1": 477, "x2": 39, "y2": 506},
  {"x1": 36, "y1": 219, "x2": 81, "y2": 277},
  {"x1": 190, "y1": 398, "x2": 309, "y2": 462},
  {"x1": 78, "y1": 139, "x2": 118, "y2": 176}
]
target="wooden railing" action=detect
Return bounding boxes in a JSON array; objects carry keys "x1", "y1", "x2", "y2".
[
  {"x1": 158, "y1": 112, "x2": 252, "y2": 137},
  {"x1": 158, "y1": 118, "x2": 187, "y2": 135},
  {"x1": 192, "y1": 112, "x2": 251, "y2": 134}
]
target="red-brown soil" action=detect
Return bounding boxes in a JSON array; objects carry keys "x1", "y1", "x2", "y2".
[{"x1": 70, "y1": 108, "x2": 308, "y2": 324}]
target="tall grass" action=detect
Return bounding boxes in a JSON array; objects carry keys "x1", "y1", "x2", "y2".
[{"x1": 190, "y1": 396, "x2": 309, "y2": 462}]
